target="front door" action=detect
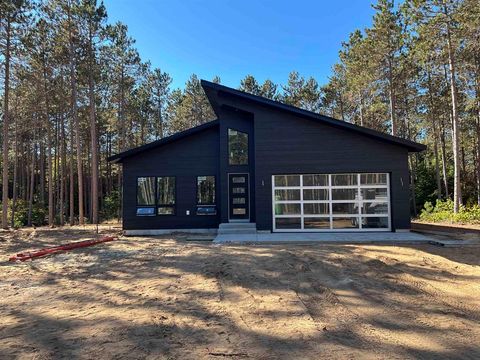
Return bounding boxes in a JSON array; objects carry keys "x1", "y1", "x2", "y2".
[{"x1": 229, "y1": 173, "x2": 249, "y2": 221}]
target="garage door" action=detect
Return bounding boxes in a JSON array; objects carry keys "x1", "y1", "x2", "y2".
[{"x1": 272, "y1": 173, "x2": 390, "y2": 232}]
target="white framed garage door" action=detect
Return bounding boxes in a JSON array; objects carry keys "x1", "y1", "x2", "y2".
[{"x1": 272, "y1": 173, "x2": 391, "y2": 232}]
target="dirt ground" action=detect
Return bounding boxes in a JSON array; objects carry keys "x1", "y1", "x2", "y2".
[{"x1": 1, "y1": 226, "x2": 479, "y2": 359}]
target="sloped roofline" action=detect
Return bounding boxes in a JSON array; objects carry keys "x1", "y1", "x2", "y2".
[
  {"x1": 201, "y1": 80, "x2": 426, "y2": 152},
  {"x1": 108, "y1": 120, "x2": 219, "y2": 163}
]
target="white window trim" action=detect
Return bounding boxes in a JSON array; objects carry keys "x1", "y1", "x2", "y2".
[{"x1": 272, "y1": 173, "x2": 391, "y2": 232}]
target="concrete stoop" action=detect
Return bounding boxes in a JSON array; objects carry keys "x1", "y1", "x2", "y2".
[{"x1": 218, "y1": 222, "x2": 257, "y2": 235}]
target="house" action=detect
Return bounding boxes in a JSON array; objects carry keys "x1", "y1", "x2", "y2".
[{"x1": 108, "y1": 80, "x2": 426, "y2": 235}]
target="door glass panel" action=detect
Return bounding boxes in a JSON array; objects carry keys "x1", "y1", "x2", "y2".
[
  {"x1": 331, "y1": 174, "x2": 357, "y2": 186},
  {"x1": 332, "y1": 203, "x2": 358, "y2": 214},
  {"x1": 276, "y1": 218, "x2": 301, "y2": 229},
  {"x1": 362, "y1": 202, "x2": 388, "y2": 215},
  {"x1": 303, "y1": 174, "x2": 328, "y2": 186},
  {"x1": 232, "y1": 197, "x2": 246, "y2": 205},
  {"x1": 361, "y1": 188, "x2": 388, "y2": 201},
  {"x1": 332, "y1": 189, "x2": 358, "y2": 200},
  {"x1": 332, "y1": 217, "x2": 359, "y2": 229},
  {"x1": 232, "y1": 187, "x2": 245, "y2": 194},
  {"x1": 303, "y1": 189, "x2": 328, "y2": 201},
  {"x1": 361, "y1": 173, "x2": 387, "y2": 185},
  {"x1": 303, "y1": 203, "x2": 329, "y2": 215},
  {"x1": 361, "y1": 216, "x2": 388, "y2": 228},
  {"x1": 275, "y1": 189, "x2": 300, "y2": 201},
  {"x1": 275, "y1": 203, "x2": 301, "y2": 215},
  {"x1": 274, "y1": 175, "x2": 300, "y2": 187},
  {"x1": 232, "y1": 176, "x2": 246, "y2": 184},
  {"x1": 233, "y1": 208, "x2": 246, "y2": 215},
  {"x1": 304, "y1": 217, "x2": 330, "y2": 229}
]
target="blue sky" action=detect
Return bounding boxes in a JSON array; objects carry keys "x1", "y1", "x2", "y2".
[{"x1": 103, "y1": 0, "x2": 376, "y2": 90}]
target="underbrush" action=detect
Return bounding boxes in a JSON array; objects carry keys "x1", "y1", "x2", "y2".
[{"x1": 419, "y1": 199, "x2": 480, "y2": 224}]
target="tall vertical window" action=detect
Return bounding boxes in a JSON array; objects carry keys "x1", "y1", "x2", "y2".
[
  {"x1": 228, "y1": 129, "x2": 248, "y2": 165},
  {"x1": 157, "y1": 177, "x2": 176, "y2": 215},
  {"x1": 197, "y1": 176, "x2": 216, "y2": 204},
  {"x1": 137, "y1": 177, "x2": 156, "y2": 216}
]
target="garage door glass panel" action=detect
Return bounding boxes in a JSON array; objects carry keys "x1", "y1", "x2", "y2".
[
  {"x1": 362, "y1": 202, "x2": 388, "y2": 214},
  {"x1": 303, "y1": 174, "x2": 328, "y2": 186},
  {"x1": 332, "y1": 217, "x2": 359, "y2": 229},
  {"x1": 361, "y1": 173, "x2": 387, "y2": 185},
  {"x1": 361, "y1": 188, "x2": 388, "y2": 201},
  {"x1": 272, "y1": 173, "x2": 390, "y2": 232},
  {"x1": 275, "y1": 203, "x2": 301, "y2": 215},
  {"x1": 303, "y1": 189, "x2": 328, "y2": 201},
  {"x1": 276, "y1": 218, "x2": 301, "y2": 229},
  {"x1": 275, "y1": 189, "x2": 301, "y2": 201},
  {"x1": 274, "y1": 175, "x2": 300, "y2": 187},
  {"x1": 304, "y1": 203, "x2": 329, "y2": 215},
  {"x1": 362, "y1": 217, "x2": 388, "y2": 228},
  {"x1": 332, "y1": 188, "x2": 358, "y2": 201},
  {"x1": 304, "y1": 218, "x2": 330, "y2": 229},
  {"x1": 332, "y1": 174, "x2": 357, "y2": 186},
  {"x1": 332, "y1": 203, "x2": 358, "y2": 215}
]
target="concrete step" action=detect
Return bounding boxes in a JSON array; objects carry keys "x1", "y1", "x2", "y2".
[{"x1": 218, "y1": 222, "x2": 257, "y2": 234}]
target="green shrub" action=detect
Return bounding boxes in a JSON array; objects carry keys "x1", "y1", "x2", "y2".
[
  {"x1": 0, "y1": 199, "x2": 47, "y2": 228},
  {"x1": 101, "y1": 190, "x2": 121, "y2": 221},
  {"x1": 419, "y1": 199, "x2": 480, "y2": 224}
]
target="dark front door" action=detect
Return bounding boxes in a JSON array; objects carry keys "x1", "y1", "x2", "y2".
[{"x1": 229, "y1": 173, "x2": 249, "y2": 220}]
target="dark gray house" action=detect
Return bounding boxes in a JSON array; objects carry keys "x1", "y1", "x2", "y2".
[{"x1": 109, "y1": 80, "x2": 425, "y2": 234}]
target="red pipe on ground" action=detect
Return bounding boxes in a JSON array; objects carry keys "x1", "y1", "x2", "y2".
[{"x1": 9, "y1": 236, "x2": 117, "y2": 262}]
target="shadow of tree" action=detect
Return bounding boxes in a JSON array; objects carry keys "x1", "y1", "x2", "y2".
[{"x1": 1, "y1": 229, "x2": 479, "y2": 359}]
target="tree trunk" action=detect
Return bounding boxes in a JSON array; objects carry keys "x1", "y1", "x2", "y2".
[
  {"x1": 88, "y1": 26, "x2": 99, "y2": 225},
  {"x1": 388, "y1": 60, "x2": 397, "y2": 136},
  {"x1": 2, "y1": 17, "x2": 11, "y2": 229},
  {"x1": 444, "y1": 2, "x2": 462, "y2": 212}
]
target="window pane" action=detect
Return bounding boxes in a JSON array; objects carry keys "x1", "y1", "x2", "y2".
[
  {"x1": 275, "y1": 189, "x2": 300, "y2": 201},
  {"x1": 331, "y1": 174, "x2": 357, "y2": 186},
  {"x1": 197, "y1": 176, "x2": 215, "y2": 204},
  {"x1": 276, "y1": 217, "x2": 301, "y2": 229},
  {"x1": 197, "y1": 206, "x2": 217, "y2": 215},
  {"x1": 361, "y1": 188, "x2": 388, "y2": 201},
  {"x1": 158, "y1": 207, "x2": 175, "y2": 215},
  {"x1": 332, "y1": 217, "x2": 359, "y2": 229},
  {"x1": 137, "y1": 177, "x2": 155, "y2": 205},
  {"x1": 304, "y1": 203, "x2": 329, "y2": 215},
  {"x1": 361, "y1": 173, "x2": 387, "y2": 185},
  {"x1": 232, "y1": 176, "x2": 246, "y2": 183},
  {"x1": 332, "y1": 203, "x2": 359, "y2": 214},
  {"x1": 136, "y1": 207, "x2": 155, "y2": 216},
  {"x1": 274, "y1": 175, "x2": 300, "y2": 187},
  {"x1": 332, "y1": 189, "x2": 358, "y2": 200},
  {"x1": 303, "y1": 174, "x2": 328, "y2": 186},
  {"x1": 157, "y1": 177, "x2": 175, "y2": 205},
  {"x1": 228, "y1": 129, "x2": 248, "y2": 165},
  {"x1": 362, "y1": 202, "x2": 388, "y2": 215},
  {"x1": 304, "y1": 217, "x2": 330, "y2": 229},
  {"x1": 303, "y1": 189, "x2": 329, "y2": 201},
  {"x1": 232, "y1": 197, "x2": 246, "y2": 204},
  {"x1": 275, "y1": 203, "x2": 301, "y2": 215},
  {"x1": 232, "y1": 187, "x2": 245, "y2": 194},
  {"x1": 233, "y1": 208, "x2": 246, "y2": 215},
  {"x1": 361, "y1": 217, "x2": 388, "y2": 228}
]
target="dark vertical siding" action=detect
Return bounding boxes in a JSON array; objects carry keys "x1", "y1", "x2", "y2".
[
  {"x1": 122, "y1": 126, "x2": 220, "y2": 230},
  {"x1": 215, "y1": 95, "x2": 412, "y2": 231},
  {"x1": 217, "y1": 107, "x2": 255, "y2": 222}
]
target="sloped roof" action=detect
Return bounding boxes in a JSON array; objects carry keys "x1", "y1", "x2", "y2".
[
  {"x1": 108, "y1": 120, "x2": 219, "y2": 163},
  {"x1": 109, "y1": 80, "x2": 426, "y2": 163},
  {"x1": 201, "y1": 80, "x2": 426, "y2": 153}
]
